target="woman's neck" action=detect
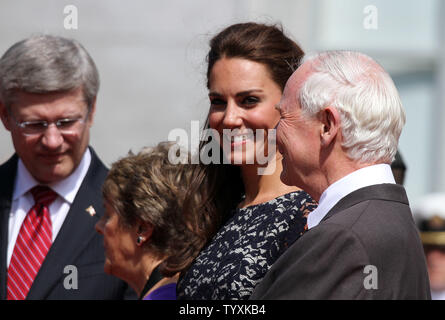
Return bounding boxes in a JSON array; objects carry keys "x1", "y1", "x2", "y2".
[
  {"x1": 132, "y1": 255, "x2": 164, "y2": 297},
  {"x1": 239, "y1": 153, "x2": 300, "y2": 208}
]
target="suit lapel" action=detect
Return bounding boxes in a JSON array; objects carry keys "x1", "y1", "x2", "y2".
[
  {"x1": 0, "y1": 155, "x2": 18, "y2": 300},
  {"x1": 27, "y1": 148, "x2": 108, "y2": 299},
  {"x1": 320, "y1": 183, "x2": 409, "y2": 224}
]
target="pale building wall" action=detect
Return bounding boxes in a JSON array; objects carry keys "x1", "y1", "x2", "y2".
[
  {"x1": 0, "y1": 0, "x2": 313, "y2": 165},
  {"x1": 0, "y1": 0, "x2": 443, "y2": 208}
]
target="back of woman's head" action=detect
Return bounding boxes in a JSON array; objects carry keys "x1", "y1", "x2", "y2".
[{"x1": 206, "y1": 22, "x2": 304, "y2": 90}]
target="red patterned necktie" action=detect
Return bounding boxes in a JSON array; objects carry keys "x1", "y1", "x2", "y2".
[{"x1": 7, "y1": 186, "x2": 57, "y2": 300}]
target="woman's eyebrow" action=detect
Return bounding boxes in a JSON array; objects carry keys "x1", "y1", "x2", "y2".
[
  {"x1": 235, "y1": 89, "x2": 263, "y2": 97},
  {"x1": 209, "y1": 89, "x2": 264, "y2": 97}
]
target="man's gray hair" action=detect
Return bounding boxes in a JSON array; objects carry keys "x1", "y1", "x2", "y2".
[
  {"x1": 299, "y1": 50, "x2": 405, "y2": 164},
  {"x1": 0, "y1": 34, "x2": 99, "y2": 109}
]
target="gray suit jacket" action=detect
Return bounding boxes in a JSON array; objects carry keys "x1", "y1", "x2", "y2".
[{"x1": 250, "y1": 184, "x2": 431, "y2": 299}]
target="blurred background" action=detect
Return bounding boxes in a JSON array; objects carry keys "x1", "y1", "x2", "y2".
[{"x1": 0, "y1": 0, "x2": 443, "y2": 209}]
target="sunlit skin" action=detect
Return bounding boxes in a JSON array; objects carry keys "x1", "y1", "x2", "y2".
[
  {"x1": 0, "y1": 88, "x2": 95, "y2": 184},
  {"x1": 275, "y1": 60, "x2": 371, "y2": 201},
  {"x1": 95, "y1": 200, "x2": 178, "y2": 297},
  {"x1": 275, "y1": 61, "x2": 327, "y2": 200},
  {"x1": 95, "y1": 201, "x2": 156, "y2": 296},
  {"x1": 95, "y1": 202, "x2": 141, "y2": 279},
  {"x1": 208, "y1": 57, "x2": 299, "y2": 207},
  {"x1": 208, "y1": 57, "x2": 282, "y2": 166}
]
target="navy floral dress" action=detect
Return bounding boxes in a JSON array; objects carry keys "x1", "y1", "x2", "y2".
[{"x1": 177, "y1": 190, "x2": 317, "y2": 300}]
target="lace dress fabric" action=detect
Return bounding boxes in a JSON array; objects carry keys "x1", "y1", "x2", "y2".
[{"x1": 177, "y1": 190, "x2": 317, "y2": 300}]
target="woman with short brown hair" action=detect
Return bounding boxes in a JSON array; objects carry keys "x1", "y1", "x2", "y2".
[{"x1": 96, "y1": 142, "x2": 218, "y2": 300}]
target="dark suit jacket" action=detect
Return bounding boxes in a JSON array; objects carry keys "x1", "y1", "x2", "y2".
[
  {"x1": 250, "y1": 184, "x2": 431, "y2": 299},
  {"x1": 0, "y1": 147, "x2": 137, "y2": 299}
]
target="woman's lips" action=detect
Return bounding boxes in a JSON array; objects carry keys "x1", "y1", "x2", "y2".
[
  {"x1": 223, "y1": 132, "x2": 256, "y2": 148},
  {"x1": 231, "y1": 135, "x2": 249, "y2": 147}
]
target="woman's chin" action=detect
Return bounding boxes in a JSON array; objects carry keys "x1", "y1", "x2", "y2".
[{"x1": 229, "y1": 156, "x2": 255, "y2": 166}]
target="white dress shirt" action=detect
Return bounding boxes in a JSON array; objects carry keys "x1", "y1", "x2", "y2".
[
  {"x1": 431, "y1": 290, "x2": 445, "y2": 300},
  {"x1": 7, "y1": 149, "x2": 91, "y2": 268},
  {"x1": 307, "y1": 164, "x2": 396, "y2": 230}
]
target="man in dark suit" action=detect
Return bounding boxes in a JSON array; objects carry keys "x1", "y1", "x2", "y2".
[
  {"x1": 0, "y1": 35, "x2": 136, "y2": 299},
  {"x1": 251, "y1": 51, "x2": 430, "y2": 299}
]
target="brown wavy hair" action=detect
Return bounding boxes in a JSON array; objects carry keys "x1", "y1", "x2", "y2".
[
  {"x1": 102, "y1": 142, "x2": 221, "y2": 277},
  {"x1": 200, "y1": 22, "x2": 305, "y2": 215},
  {"x1": 206, "y1": 22, "x2": 304, "y2": 90}
]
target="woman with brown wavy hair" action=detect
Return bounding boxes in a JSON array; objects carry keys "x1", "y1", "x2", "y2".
[
  {"x1": 95, "y1": 142, "x2": 219, "y2": 300},
  {"x1": 177, "y1": 22, "x2": 317, "y2": 300}
]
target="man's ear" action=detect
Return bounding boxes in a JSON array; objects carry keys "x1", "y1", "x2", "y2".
[
  {"x1": 0, "y1": 101, "x2": 12, "y2": 132},
  {"x1": 136, "y1": 221, "x2": 154, "y2": 247},
  {"x1": 319, "y1": 106, "x2": 341, "y2": 147}
]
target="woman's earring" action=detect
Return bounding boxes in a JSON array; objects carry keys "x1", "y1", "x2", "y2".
[{"x1": 136, "y1": 236, "x2": 143, "y2": 245}]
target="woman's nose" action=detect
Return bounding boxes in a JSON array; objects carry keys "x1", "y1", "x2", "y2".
[
  {"x1": 95, "y1": 218, "x2": 104, "y2": 235},
  {"x1": 222, "y1": 100, "x2": 243, "y2": 128}
]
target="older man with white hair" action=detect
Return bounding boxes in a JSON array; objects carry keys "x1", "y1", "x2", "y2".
[{"x1": 251, "y1": 51, "x2": 431, "y2": 299}]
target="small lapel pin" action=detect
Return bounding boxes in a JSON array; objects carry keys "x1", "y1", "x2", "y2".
[{"x1": 86, "y1": 205, "x2": 96, "y2": 217}]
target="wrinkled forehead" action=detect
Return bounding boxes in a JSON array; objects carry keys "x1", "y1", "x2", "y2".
[
  {"x1": 5, "y1": 87, "x2": 87, "y2": 108},
  {"x1": 10, "y1": 88, "x2": 85, "y2": 107},
  {"x1": 6, "y1": 88, "x2": 89, "y2": 119}
]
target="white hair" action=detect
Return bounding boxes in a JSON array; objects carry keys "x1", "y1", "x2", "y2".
[{"x1": 299, "y1": 51, "x2": 405, "y2": 163}]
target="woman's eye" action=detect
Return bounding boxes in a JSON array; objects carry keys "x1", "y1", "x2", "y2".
[
  {"x1": 210, "y1": 98, "x2": 226, "y2": 107},
  {"x1": 242, "y1": 96, "x2": 259, "y2": 105}
]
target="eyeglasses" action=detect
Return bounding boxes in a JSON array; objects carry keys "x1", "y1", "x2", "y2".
[{"x1": 12, "y1": 112, "x2": 90, "y2": 137}]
